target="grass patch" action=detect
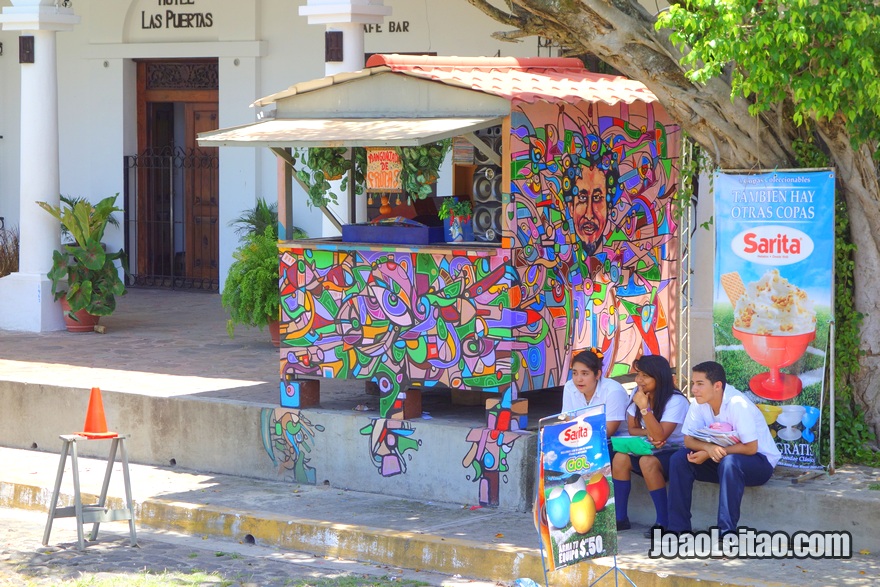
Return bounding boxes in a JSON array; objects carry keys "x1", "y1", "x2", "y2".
[
  {"x1": 60, "y1": 569, "x2": 234, "y2": 586},
  {"x1": 868, "y1": 483, "x2": 880, "y2": 491},
  {"x1": 287, "y1": 578, "x2": 430, "y2": 587}
]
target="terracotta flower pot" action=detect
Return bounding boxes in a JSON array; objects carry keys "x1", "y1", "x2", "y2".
[
  {"x1": 269, "y1": 319, "x2": 281, "y2": 347},
  {"x1": 60, "y1": 298, "x2": 100, "y2": 333}
]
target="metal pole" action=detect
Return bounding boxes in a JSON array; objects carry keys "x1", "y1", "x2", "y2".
[
  {"x1": 168, "y1": 152, "x2": 175, "y2": 285},
  {"x1": 829, "y1": 319, "x2": 836, "y2": 474}
]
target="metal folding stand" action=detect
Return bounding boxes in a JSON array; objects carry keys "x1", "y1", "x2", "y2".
[
  {"x1": 43, "y1": 434, "x2": 138, "y2": 550},
  {"x1": 587, "y1": 557, "x2": 637, "y2": 587}
]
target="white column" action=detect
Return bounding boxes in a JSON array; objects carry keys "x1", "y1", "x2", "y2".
[
  {"x1": 0, "y1": 0, "x2": 80, "y2": 332},
  {"x1": 299, "y1": 1, "x2": 390, "y2": 232}
]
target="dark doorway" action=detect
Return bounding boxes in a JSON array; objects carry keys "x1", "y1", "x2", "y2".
[{"x1": 125, "y1": 59, "x2": 219, "y2": 290}]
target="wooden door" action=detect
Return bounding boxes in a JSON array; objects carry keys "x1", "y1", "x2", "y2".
[
  {"x1": 184, "y1": 103, "x2": 219, "y2": 282},
  {"x1": 135, "y1": 59, "x2": 219, "y2": 288}
]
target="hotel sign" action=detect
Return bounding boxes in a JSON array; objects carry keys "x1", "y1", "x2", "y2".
[{"x1": 141, "y1": 0, "x2": 213, "y2": 29}]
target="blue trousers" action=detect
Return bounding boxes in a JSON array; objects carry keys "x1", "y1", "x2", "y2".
[{"x1": 667, "y1": 448, "x2": 773, "y2": 534}]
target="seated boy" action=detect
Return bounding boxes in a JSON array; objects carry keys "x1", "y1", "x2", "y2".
[{"x1": 667, "y1": 361, "x2": 781, "y2": 536}]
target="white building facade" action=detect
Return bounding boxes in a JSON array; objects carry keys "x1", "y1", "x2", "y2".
[
  {"x1": 0, "y1": 0, "x2": 713, "y2": 370},
  {"x1": 0, "y1": 0, "x2": 552, "y2": 326}
]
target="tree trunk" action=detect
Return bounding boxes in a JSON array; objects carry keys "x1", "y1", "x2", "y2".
[
  {"x1": 816, "y1": 118, "x2": 880, "y2": 438},
  {"x1": 467, "y1": 0, "x2": 880, "y2": 436}
]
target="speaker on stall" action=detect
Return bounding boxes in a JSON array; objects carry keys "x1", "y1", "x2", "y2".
[
  {"x1": 474, "y1": 126, "x2": 502, "y2": 165},
  {"x1": 473, "y1": 137, "x2": 501, "y2": 166},
  {"x1": 472, "y1": 165, "x2": 501, "y2": 203},
  {"x1": 473, "y1": 201, "x2": 503, "y2": 242}
]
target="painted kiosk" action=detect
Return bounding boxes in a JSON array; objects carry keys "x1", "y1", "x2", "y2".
[{"x1": 199, "y1": 56, "x2": 681, "y2": 508}]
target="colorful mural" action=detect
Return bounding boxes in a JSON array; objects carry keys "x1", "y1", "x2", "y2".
[
  {"x1": 463, "y1": 389, "x2": 529, "y2": 506},
  {"x1": 277, "y1": 96, "x2": 680, "y2": 503},
  {"x1": 360, "y1": 417, "x2": 421, "y2": 477},
  {"x1": 509, "y1": 100, "x2": 681, "y2": 376},
  {"x1": 261, "y1": 408, "x2": 325, "y2": 485},
  {"x1": 278, "y1": 247, "x2": 569, "y2": 410}
]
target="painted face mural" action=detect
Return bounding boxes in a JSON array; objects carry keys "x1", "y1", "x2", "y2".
[
  {"x1": 569, "y1": 165, "x2": 611, "y2": 255},
  {"x1": 511, "y1": 100, "x2": 681, "y2": 376}
]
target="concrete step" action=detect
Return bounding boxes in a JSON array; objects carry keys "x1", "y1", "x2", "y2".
[{"x1": 1, "y1": 446, "x2": 878, "y2": 587}]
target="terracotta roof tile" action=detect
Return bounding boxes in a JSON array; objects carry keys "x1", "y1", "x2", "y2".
[{"x1": 365, "y1": 54, "x2": 657, "y2": 105}]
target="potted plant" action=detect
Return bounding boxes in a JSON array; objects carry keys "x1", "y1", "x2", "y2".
[
  {"x1": 223, "y1": 196, "x2": 308, "y2": 347},
  {"x1": 59, "y1": 195, "x2": 120, "y2": 244},
  {"x1": 37, "y1": 195, "x2": 128, "y2": 332},
  {"x1": 395, "y1": 139, "x2": 452, "y2": 201},
  {"x1": 437, "y1": 197, "x2": 474, "y2": 242},
  {"x1": 222, "y1": 226, "x2": 281, "y2": 345},
  {"x1": 295, "y1": 147, "x2": 366, "y2": 209},
  {"x1": 229, "y1": 197, "x2": 306, "y2": 240}
]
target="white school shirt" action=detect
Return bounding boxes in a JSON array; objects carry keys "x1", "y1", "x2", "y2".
[
  {"x1": 681, "y1": 385, "x2": 781, "y2": 467},
  {"x1": 561, "y1": 377, "x2": 629, "y2": 436},
  {"x1": 626, "y1": 392, "x2": 689, "y2": 446}
]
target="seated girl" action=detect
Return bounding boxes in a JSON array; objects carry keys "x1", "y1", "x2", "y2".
[
  {"x1": 611, "y1": 355, "x2": 689, "y2": 536},
  {"x1": 561, "y1": 348, "x2": 628, "y2": 438}
]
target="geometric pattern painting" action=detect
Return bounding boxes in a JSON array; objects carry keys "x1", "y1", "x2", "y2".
[
  {"x1": 510, "y1": 100, "x2": 681, "y2": 376},
  {"x1": 276, "y1": 93, "x2": 680, "y2": 505}
]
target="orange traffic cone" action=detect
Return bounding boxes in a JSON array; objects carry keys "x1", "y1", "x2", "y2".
[{"x1": 78, "y1": 387, "x2": 118, "y2": 439}]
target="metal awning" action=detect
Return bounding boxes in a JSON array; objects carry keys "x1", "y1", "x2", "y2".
[{"x1": 197, "y1": 116, "x2": 506, "y2": 148}]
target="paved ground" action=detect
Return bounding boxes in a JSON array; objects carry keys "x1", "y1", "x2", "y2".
[
  {"x1": 0, "y1": 506, "x2": 498, "y2": 587},
  {"x1": 2, "y1": 288, "x2": 880, "y2": 587}
]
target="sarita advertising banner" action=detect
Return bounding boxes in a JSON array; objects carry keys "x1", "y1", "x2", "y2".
[
  {"x1": 713, "y1": 170, "x2": 835, "y2": 469},
  {"x1": 535, "y1": 406, "x2": 617, "y2": 571}
]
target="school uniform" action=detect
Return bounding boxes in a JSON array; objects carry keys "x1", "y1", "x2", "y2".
[
  {"x1": 561, "y1": 376, "x2": 628, "y2": 435},
  {"x1": 667, "y1": 385, "x2": 781, "y2": 535}
]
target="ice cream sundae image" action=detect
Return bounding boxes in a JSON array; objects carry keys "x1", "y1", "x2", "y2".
[{"x1": 724, "y1": 270, "x2": 816, "y2": 401}]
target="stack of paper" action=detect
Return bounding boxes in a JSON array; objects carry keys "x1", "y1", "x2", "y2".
[{"x1": 690, "y1": 427, "x2": 741, "y2": 447}]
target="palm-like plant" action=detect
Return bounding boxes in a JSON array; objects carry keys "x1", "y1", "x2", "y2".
[
  {"x1": 59, "y1": 195, "x2": 120, "y2": 244},
  {"x1": 229, "y1": 197, "x2": 306, "y2": 240}
]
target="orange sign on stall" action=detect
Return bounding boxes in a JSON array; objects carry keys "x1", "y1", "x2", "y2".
[{"x1": 366, "y1": 147, "x2": 403, "y2": 193}]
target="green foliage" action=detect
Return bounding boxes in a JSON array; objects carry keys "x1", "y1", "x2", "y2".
[
  {"x1": 395, "y1": 139, "x2": 451, "y2": 200},
  {"x1": 782, "y1": 136, "x2": 877, "y2": 465},
  {"x1": 60, "y1": 195, "x2": 119, "y2": 243},
  {"x1": 658, "y1": 0, "x2": 880, "y2": 465},
  {"x1": 37, "y1": 195, "x2": 127, "y2": 319},
  {"x1": 822, "y1": 192, "x2": 878, "y2": 466},
  {"x1": 437, "y1": 197, "x2": 472, "y2": 221},
  {"x1": 0, "y1": 224, "x2": 19, "y2": 278},
  {"x1": 295, "y1": 147, "x2": 366, "y2": 209},
  {"x1": 229, "y1": 197, "x2": 306, "y2": 240},
  {"x1": 674, "y1": 134, "x2": 717, "y2": 230},
  {"x1": 222, "y1": 226, "x2": 281, "y2": 337},
  {"x1": 659, "y1": 1, "x2": 880, "y2": 144}
]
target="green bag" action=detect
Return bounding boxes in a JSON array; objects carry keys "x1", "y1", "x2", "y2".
[{"x1": 610, "y1": 436, "x2": 655, "y2": 456}]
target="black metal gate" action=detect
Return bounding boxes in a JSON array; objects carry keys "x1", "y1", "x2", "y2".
[{"x1": 123, "y1": 146, "x2": 219, "y2": 291}]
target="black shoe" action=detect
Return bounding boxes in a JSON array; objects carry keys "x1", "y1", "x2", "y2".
[
  {"x1": 616, "y1": 518, "x2": 631, "y2": 531},
  {"x1": 643, "y1": 525, "x2": 664, "y2": 538}
]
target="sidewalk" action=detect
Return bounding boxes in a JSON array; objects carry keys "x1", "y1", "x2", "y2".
[
  {"x1": 1, "y1": 444, "x2": 879, "y2": 587},
  {"x1": 1, "y1": 289, "x2": 879, "y2": 586}
]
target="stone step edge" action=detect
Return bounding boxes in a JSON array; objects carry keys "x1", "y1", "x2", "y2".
[{"x1": 0, "y1": 480, "x2": 741, "y2": 587}]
